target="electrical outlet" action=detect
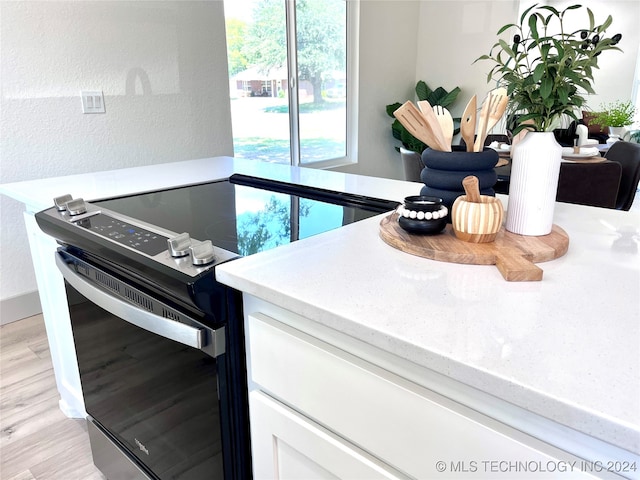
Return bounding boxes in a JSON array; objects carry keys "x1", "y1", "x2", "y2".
[{"x1": 81, "y1": 91, "x2": 106, "y2": 114}]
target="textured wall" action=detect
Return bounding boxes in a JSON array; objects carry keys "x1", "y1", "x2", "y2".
[
  {"x1": 0, "y1": 1, "x2": 233, "y2": 308},
  {"x1": 415, "y1": 0, "x2": 640, "y2": 122}
]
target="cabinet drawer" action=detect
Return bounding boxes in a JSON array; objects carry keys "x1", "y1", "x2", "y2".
[
  {"x1": 250, "y1": 391, "x2": 407, "y2": 479},
  {"x1": 248, "y1": 313, "x2": 606, "y2": 479}
]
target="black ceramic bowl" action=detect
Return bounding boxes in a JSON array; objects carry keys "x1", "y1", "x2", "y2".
[
  {"x1": 397, "y1": 195, "x2": 447, "y2": 235},
  {"x1": 403, "y1": 195, "x2": 443, "y2": 212},
  {"x1": 398, "y1": 215, "x2": 447, "y2": 235}
]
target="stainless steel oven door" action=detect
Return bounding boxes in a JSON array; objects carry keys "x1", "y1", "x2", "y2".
[{"x1": 56, "y1": 251, "x2": 226, "y2": 480}]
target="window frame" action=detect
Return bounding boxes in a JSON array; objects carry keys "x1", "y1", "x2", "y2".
[{"x1": 284, "y1": 0, "x2": 359, "y2": 169}]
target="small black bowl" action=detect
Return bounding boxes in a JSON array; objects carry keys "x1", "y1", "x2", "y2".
[
  {"x1": 403, "y1": 195, "x2": 443, "y2": 212},
  {"x1": 398, "y1": 215, "x2": 447, "y2": 235},
  {"x1": 397, "y1": 195, "x2": 447, "y2": 235}
]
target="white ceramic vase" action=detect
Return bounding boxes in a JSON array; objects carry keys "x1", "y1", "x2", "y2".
[
  {"x1": 606, "y1": 126, "x2": 626, "y2": 144},
  {"x1": 505, "y1": 131, "x2": 562, "y2": 236}
]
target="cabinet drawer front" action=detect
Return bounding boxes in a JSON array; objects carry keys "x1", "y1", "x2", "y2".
[
  {"x1": 248, "y1": 313, "x2": 606, "y2": 479},
  {"x1": 250, "y1": 391, "x2": 407, "y2": 479}
]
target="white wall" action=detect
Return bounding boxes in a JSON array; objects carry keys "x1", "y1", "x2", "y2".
[
  {"x1": 345, "y1": 0, "x2": 421, "y2": 180},
  {"x1": 0, "y1": 1, "x2": 233, "y2": 322},
  {"x1": 415, "y1": 1, "x2": 519, "y2": 120},
  {"x1": 349, "y1": 0, "x2": 639, "y2": 180}
]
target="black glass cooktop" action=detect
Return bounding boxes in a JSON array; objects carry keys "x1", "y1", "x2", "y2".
[{"x1": 95, "y1": 174, "x2": 398, "y2": 257}]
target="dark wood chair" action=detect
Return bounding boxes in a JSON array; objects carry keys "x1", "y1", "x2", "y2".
[
  {"x1": 495, "y1": 160, "x2": 623, "y2": 209},
  {"x1": 556, "y1": 161, "x2": 621, "y2": 209},
  {"x1": 604, "y1": 141, "x2": 640, "y2": 210}
]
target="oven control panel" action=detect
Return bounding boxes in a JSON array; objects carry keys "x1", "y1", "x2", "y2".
[
  {"x1": 76, "y1": 214, "x2": 169, "y2": 256},
  {"x1": 40, "y1": 195, "x2": 237, "y2": 277}
]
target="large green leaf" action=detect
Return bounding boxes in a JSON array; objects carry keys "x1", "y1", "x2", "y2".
[
  {"x1": 385, "y1": 102, "x2": 402, "y2": 118},
  {"x1": 498, "y1": 39, "x2": 515, "y2": 59},
  {"x1": 533, "y1": 63, "x2": 546, "y2": 82},
  {"x1": 497, "y1": 23, "x2": 517, "y2": 34},
  {"x1": 540, "y1": 76, "x2": 553, "y2": 98},
  {"x1": 557, "y1": 85, "x2": 569, "y2": 104},
  {"x1": 528, "y1": 13, "x2": 540, "y2": 40},
  {"x1": 431, "y1": 87, "x2": 461, "y2": 107},
  {"x1": 539, "y1": 5, "x2": 560, "y2": 16},
  {"x1": 415, "y1": 81, "x2": 432, "y2": 101}
]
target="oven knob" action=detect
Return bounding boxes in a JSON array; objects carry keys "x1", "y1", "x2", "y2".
[
  {"x1": 65, "y1": 198, "x2": 87, "y2": 216},
  {"x1": 54, "y1": 194, "x2": 73, "y2": 211},
  {"x1": 190, "y1": 240, "x2": 215, "y2": 265},
  {"x1": 167, "y1": 233, "x2": 192, "y2": 257}
]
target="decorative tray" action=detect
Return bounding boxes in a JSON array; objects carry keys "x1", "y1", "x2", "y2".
[{"x1": 379, "y1": 213, "x2": 569, "y2": 281}]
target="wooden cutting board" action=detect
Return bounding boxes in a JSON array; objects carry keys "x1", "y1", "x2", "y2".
[{"x1": 379, "y1": 213, "x2": 569, "y2": 281}]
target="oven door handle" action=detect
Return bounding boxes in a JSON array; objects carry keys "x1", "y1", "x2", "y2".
[{"x1": 55, "y1": 253, "x2": 211, "y2": 352}]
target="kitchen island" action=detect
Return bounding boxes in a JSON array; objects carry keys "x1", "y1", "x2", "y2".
[
  {"x1": 2, "y1": 157, "x2": 638, "y2": 478},
  {"x1": 213, "y1": 168, "x2": 639, "y2": 478},
  {"x1": 216, "y1": 197, "x2": 640, "y2": 478}
]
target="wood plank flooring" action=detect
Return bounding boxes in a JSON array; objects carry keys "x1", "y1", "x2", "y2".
[{"x1": 0, "y1": 314, "x2": 105, "y2": 480}]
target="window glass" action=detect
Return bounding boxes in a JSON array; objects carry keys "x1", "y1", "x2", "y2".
[
  {"x1": 296, "y1": 0, "x2": 347, "y2": 164},
  {"x1": 224, "y1": 0, "x2": 350, "y2": 166}
]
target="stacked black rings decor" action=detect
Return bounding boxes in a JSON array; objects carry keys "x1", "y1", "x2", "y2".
[
  {"x1": 420, "y1": 146, "x2": 498, "y2": 221},
  {"x1": 397, "y1": 195, "x2": 448, "y2": 235}
]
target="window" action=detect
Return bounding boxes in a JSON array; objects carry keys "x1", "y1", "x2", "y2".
[{"x1": 224, "y1": 0, "x2": 357, "y2": 167}]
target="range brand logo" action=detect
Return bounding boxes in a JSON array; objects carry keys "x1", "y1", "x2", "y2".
[{"x1": 135, "y1": 438, "x2": 150, "y2": 455}]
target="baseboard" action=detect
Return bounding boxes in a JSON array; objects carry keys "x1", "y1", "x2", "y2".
[{"x1": 0, "y1": 290, "x2": 42, "y2": 325}]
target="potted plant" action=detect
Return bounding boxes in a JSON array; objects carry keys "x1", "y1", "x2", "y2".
[
  {"x1": 476, "y1": 3, "x2": 622, "y2": 235},
  {"x1": 386, "y1": 81, "x2": 461, "y2": 181},
  {"x1": 591, "y1": 100, "x2": 637, "y2": 142}
]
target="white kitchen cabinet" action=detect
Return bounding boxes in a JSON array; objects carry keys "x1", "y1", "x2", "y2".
[
  {"x1": 23, "y1": 211, "x2": 86, "y2": 418},
  {"x1": 246, "y1": 310, "x2": 625, "y2": 480},
  {"x1": 250, "y1": 391, "x2": 407, "y2": 479}
]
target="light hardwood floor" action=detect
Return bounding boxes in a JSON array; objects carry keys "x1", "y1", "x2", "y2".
[{"x1": 0, "y1": 314, "x2": 105, "y2": 480}]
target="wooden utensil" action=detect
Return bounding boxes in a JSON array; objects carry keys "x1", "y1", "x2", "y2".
[
  {"x1": 473, "y1": 93, "x2": 498, "y2": 152},
  {"x1": 472, "y1": 88, "x2": 508, "y2": 152},
  {"x1": 393, "y1": 101, "x2": 445, "y2": 151},
  {"x1": 462, "y1": 175, "x2": 480, "y2": 202},
  {"x1": 432, "y1": 105, "x2": 454, "y2": 150},
  {"x1": 485, "y1": 87, "x2": 508, "y2": 135},
  {"x1": 460, "y1": 95, "x2": 477, "y2": 152},
  {"x1": 416, "y1": 100, "x2": 451, "y2": 151}
]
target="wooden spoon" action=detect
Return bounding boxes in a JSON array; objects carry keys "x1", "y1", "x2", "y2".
[
  {"x1": 415, "y1": 100, "x2": 451, "y2": 151},
  {"x1": 473, "y1": 94, "x2": 497, "y2": 152},
  {"x1": 462, "y1": 175, "x2": 481, "y2": 203},
  {"x1": 460, "y1": 95, "x2": 477, "y2": 152}
]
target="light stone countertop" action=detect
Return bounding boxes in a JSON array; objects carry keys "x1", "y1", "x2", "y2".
[
  {"x1": 216, "y1": 194, "x2": 640, "y2": 457},
  {"x1": 0, "y1": 156, "x2": 416, "y2": 212}
]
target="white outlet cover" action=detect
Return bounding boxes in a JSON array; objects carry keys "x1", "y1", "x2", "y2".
[{"x1": 81, "y1": 91, "x2": 106, "y2": 114}]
